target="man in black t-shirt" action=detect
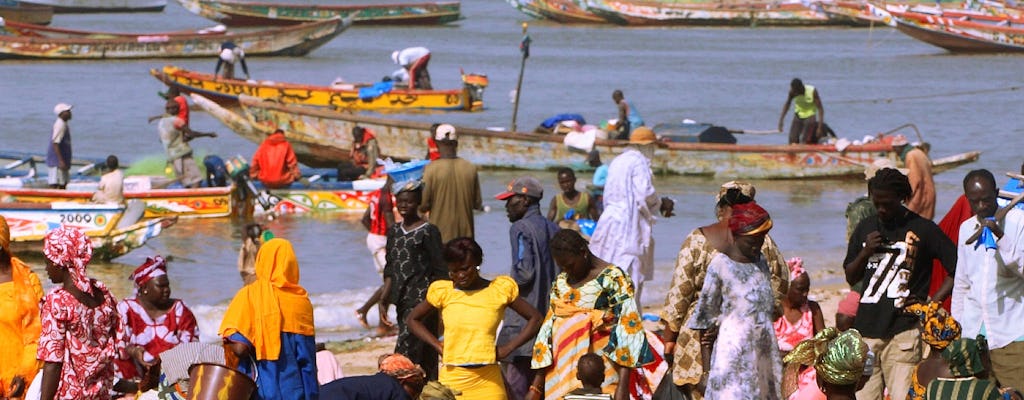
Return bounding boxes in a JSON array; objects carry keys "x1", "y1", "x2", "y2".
[{"x1": 843, "y1": 168, "x2": 956, "y2": 400}]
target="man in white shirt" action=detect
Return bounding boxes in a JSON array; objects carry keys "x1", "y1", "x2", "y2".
[
  {"x1": 952, "y1": 168, "x2": 1024, "y2": 392},
  {"x1": 91, "y1": 155, "x2": 124, "y2": 204},
  {"x1": 390, "y1": 46, "x2": 432, "y2": 89},
  {"x1": 47, "y1": 103, "x2": 73, "y2": 189}
]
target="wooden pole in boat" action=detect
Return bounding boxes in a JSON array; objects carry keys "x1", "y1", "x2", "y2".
[{"x1": 511, "y1": 22, "x2": 530, "y2": 132}]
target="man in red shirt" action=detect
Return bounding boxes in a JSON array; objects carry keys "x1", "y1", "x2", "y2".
[{"x1": 249, "y1": 129, "x2": 300, "y2": 189}]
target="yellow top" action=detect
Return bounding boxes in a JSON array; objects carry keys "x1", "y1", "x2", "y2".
[
  {"x1": 220, "y1": 239, "x2": 315, "y2": 360},
  {"x1": 0, "y1": 258, "x2": 43, "y2": 397},
  {"x1": 427, "y1": 276, "x2": 518, "y2": 366},
  {"x1": 794, "y1": 85, "x2": 817, "y2": 119}
]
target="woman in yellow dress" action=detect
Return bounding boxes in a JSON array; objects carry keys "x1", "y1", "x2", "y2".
[
  {"x1": 0, "y1": 215, "x2": 44, "y2": 399},
  {"x1": 407, "y1": 237, "x2": 542, "y2": 399}
]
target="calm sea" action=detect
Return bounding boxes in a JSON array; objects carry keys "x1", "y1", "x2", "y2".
[{"x1": 1, "y1": 0, "x2": 1020, "y2": 340}]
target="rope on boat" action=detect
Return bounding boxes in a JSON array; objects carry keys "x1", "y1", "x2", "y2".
[{"x1": 832, "y1": 85, "x2": 1022, "y2": 105}]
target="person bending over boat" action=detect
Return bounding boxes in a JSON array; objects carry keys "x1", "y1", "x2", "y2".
[
  {"x1": 778, "y1": 78, "x2": 825, "y2": 144},
  {"x1": 215, "y1": 41, "x2": 249, "y2": 80},
  {"x1": 157, "y1": 100, "x2": 216, "y2": 189},
  {"x1": 250, "y1": 129, "x2": 301, "y2": 189},
  {"x1": 611, "y1": 90, "x2": 644, "y2": 140},
  {"x1": 391, "y1": 46, "x2": 432, "y2": 90}
]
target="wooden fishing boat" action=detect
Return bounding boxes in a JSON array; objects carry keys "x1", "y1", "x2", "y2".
[
  {"x1": 893, "y1": 10, "x2": 1024, "y2": 52},
  {"x1": 0, "y1": 150, "x2": 108, "y2": 180},
  {"x1": 0, "y1": 18, "x2": 226, "y2": 38},
  {"x1": 194, "y1": 94, "x2": 981, "y2": 179},
  {"x1": 251, "y1": 178, "x2": 385, "y2": 215},
  {"x1": 0, "y1": 0, "x2": 53, "y2": 25},
  {"x1": 583, "y1": 0, "x2": 837, "y2": 26},
  {"x1": 0, "y1": 16, "x2": 349, "y2": 59},
  {"x1": 19, "y1": 0, "x2": 165, "y2": 13},
  {"x1": 817, "y1": 1, "x2": 892, "y2": 26},
  {"x1": 153, "y1": 65, "x2": 488, "y2": 112},
  {"x1": 176, "y1": 0, "x2": 461, "y2": 26},
  {"x1": 2, "y1": 201, "x2": 176, "y2": 260},
  {"x1": 0, "y1": 179, "x2": 235, "y2": 219},
  {"x1": 505, "y1": 0, "x2": 607, "y2": 23}
]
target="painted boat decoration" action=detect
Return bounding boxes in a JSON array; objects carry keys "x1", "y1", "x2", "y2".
[
  {"x1": 0, "y1": 0, "x2": 53, "y2": 25},
  {"x1": 0, "y1": 18, "x2": 226, "y2": 38},
  {"x1": 0, "y1": 16, "x2": 349, "y2": 59},
  {"x1": 152, "y1": 65, "x2": 488, "y2": 112},
  {"x1": 0, "y1": 179, "x2": 235, "y2": 219},
  {"x1": 176, "y1": 0, "x2": 461, "y2": 26},
  {"x1": 582, "y1": 0, "x2": 837, "y2": 26},
  {"x1": 251, "y1": 178, "x2": 385, "y2": 215},
  {"x1": 19, "y1": 0, "x2": 165, "y2": 13},
  {"x1": 505, "y1": 0, "x2": 607, "y2": 23},
  {"x1": 2, "y1": 201, "x2": 176, "y2": 260},
  {"x1": 194, "y1": 93, "x2": 980, "y2": 179},
  {"x1": 893, "y1": 10, "x2": 1024, "y2": 52}
]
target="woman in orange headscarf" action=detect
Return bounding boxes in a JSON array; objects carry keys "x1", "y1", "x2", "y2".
[
  {"x1": 219, "y1": 238, "x2": 318, "y2": 400},
  {"x1": 0, "y1": 215, "x2": 44, "y2": 399}
]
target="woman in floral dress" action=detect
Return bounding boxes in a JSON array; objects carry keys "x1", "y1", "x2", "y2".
[
  {"x1": 37, "y1": 226, "x2": 120, "y2": 400},
  {"x1": 687, "y1": 202, "x2": 783, "y2": 400},
  {"x1": 530, "y1": 229, "x2": 659, "y2": 400}
]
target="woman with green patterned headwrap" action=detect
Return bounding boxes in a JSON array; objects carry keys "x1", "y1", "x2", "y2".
[
  {"x1": 925, "y1": 338, "x2": 1002, "y2": 400},
  {"x1": 784, "y1": 327, "x2": 871, "y2": 400},
  {"x1": 906, "y1": 302, "x2": 961, "y2": 400}
]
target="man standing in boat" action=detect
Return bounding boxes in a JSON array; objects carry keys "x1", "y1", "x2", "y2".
[
  {"x1": 351, "y1": 126, "x2": 381, "y2": 179},
  {"x1": 778, "y1": 78, "x2": 825, "y2": 144},
  {"x1": 611, "y1": 89, "x2": 644, "y2": 140},
  {"x1": 47, "y1": 103, "x2": 73, "y2": 189},
  {"x1": 391, "y1": 46, "x2": 432, "y2": 90},
  {"x1": 249, "y1": 128, "x2": 301, "y2": 189},
  {"x1": 214, "y1": 41, "x2": 249, "y2": 80},
  {"x1": 157, "y1": 100, "x2": 217, "y2": 188},
  {"x1": 419, "y1": 124, "x2": 482, "y2": 243}
]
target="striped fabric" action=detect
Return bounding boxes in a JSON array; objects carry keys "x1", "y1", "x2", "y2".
[
  {"x1": 543, "y1": 310, "x2": 608, "y2": 400},
  {"x1": 925, "y1": 377, "x2": 1002, "y2": 400}
]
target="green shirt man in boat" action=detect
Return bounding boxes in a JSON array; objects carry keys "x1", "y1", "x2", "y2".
[{"x1": 778, "y1": 78, "x2": 825, "y2": 145}]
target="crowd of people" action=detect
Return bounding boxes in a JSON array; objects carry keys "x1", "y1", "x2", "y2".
[{"x1": 11, "y1": 100, "x2": 1024, "y2": 400}]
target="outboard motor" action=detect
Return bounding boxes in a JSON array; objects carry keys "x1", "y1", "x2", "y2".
[{"x1": 461, "y1": 70, "x2": 489, "y2": 111}]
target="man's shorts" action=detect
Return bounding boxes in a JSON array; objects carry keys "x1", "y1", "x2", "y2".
[{"x1": 47, "y1": 166, "x2": 69, "y2": 186}]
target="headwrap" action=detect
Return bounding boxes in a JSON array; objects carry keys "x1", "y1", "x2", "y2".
[
  {"x1": 130, "y1": 256, "x2": 167, "y2": 288},
  {"x1": 906, "y1": 302, "x2": 961, "y2": 350},
  {"x1": 219, "y1": 238, "x2": 314, "y2": 360},
  {"x1": 716, "y1": 180, "x2": 756, "y2": 204},
  {"x1": 392, "y1": 179, "x2": 423, "y2": 195},
  {"x1": 787, "y1": 257, "x2": 806, "y2": 281},
  {"x1": 378, "y1": 353, "x2": 425, "y2": 381},
  {"x1": 728, "y1": 202, "x2": 772, "y2": 236},
  {"x1": 420, "y1": 381, "x2": 460, "y2": 400},
  {"x1": 0, "y1": 214, "x2": 9, "y2": 254},
  {"x1": 43, "y1": 225, "x2": 92, "y2": 292},
  {"x1": 785, "y1": 328, "x2": 869, "y2": 386},
  {"x1": 942, "y1": 338, "x2": 987, "y2": 378}
]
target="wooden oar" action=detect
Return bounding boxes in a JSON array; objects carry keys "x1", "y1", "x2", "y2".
[
  {"x1": 965, "y1": 177, "x2": 1024, "y2": 245},
  {"x1": 727, "y1": 128, "x2": 782, "y2": 135}
]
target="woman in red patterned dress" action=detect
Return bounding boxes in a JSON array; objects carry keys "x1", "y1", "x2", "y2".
[
  {"x1": 112, "y1": 256, "x2": 199, "y2": 394},
  {"x1": 37, "y1": 226, "x2": 120, "y2": 400}
]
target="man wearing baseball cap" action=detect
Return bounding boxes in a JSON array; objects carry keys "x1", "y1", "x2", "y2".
[
  {"x1": 47, "y1": 103, "x2": 73, "y2": 189},
  {"x1": 420, "y1": 124, "x2": 482, "y2": 243},
  {"x1": 494, "y1": 176, "x2": 558, "y2": 399}
]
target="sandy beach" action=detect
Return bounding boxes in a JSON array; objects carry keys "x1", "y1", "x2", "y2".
[{"x1": 330, "y1": 266, "x2": 850, "y2": 376}]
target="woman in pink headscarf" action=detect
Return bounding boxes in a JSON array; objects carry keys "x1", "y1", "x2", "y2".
[
  {"x1": 112, "y1": 256, "x2": 199, "y2": 394},
  {"x1": 37, "y1": 226, "x2": 120, "y2": 400},
  {"x1": 775, "y1": 258, "x2": 825, "y2": 400}
]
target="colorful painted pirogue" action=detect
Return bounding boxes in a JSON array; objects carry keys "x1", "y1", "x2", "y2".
[
  {"x1": 0, "y1": 18, "x2": 226, "y2": 38},
  {"x1": 582, "y1": 0, "x2": 837, "y2": 26},
  {"x1": 892, "y1": 9, "x2": 1024, "y2": 52},
  {"x1": 1, "y1": 201, "x2": 176, "y2": 260},
  {"x1": 0, "y1": 184, "x2": 235, "y2": 218},
  {"x1": 152, "y1": 65, "x2": 489, "y2": 112},
  {"x1": 505, "y1": 0, "x2": 607, "y2": 23},
  {"x1": 251, "y1": 179, "x2": 385, "y2": 215},
  {"x1": 17, "y1": 0, "x2": 166, "y2": 13},
  {"x1": 176, "y1": 0, "x2": 461, "y2": 26},
  {"x1": 0, "y1": 17, "x2": 349, "y2": 59},
  {"x1": 194, "y1": 93, "x2": 981, "y2": 179}
]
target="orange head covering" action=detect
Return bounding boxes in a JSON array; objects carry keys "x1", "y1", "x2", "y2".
[
  {"x1": 729, "y1": 202, "x2": 772, "y2": 236},
  {"x1": 219, "y1": 238, "x2": 314, "y2": 360},
  {"x1": 378, "y1": 353, "x2": 425, "y2": 381},
  {"x1": 0, "y1": 215, "x2": 9, "y2": 255}
]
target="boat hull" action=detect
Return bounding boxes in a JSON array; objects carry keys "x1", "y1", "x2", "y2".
[
  {"x1": 0, "y1": 17, "x2": 349, "y2": 59},
  {"x1": 0, "y1": 1, "x2": 53, "y2": 25},
  {"x1": 195, "y1": 94, "x2": 980, "y2": 179},
  {"x1": 584, "y1": 0, "x2": 837, "y2": 26},
  {"x1": 0, "y1": 185, "x2": 234, "y2": 218},
  {"x1": 254, "y1": 179, "x2": 385, "y2": 215},
  {"x1": 20, "y1": 0, "x2": 165, "y2": 13},
  {"x1": 154, "y1": 65, "x2": 486, "y2": 112},
  {"x1": 176, "y1": 0, "x2": 461, "y2": 26},
  {"x1": 894, "y1": 14, "x2": 1024, "y2": 52}
]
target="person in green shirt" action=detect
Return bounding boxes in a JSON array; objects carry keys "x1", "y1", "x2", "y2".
[{"x1": 778, "y1": 78, "x2": 825, "y2": 144}]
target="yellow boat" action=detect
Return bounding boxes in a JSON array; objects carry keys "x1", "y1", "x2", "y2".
[{"x1": 150, "y1": 65, "x2": 488, "y2": 112}]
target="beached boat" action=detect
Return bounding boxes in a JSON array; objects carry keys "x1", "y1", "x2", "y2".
[
  {"x1": 250, "y1": 178, "x2": 385, "y2": 215},
  {"x1": 817, "y1": 1, "x2": 892, "y2": 26},
  {"x1": 0, "y1": 0, "x2": 52, "y2": 25},
  {"x1": 0, "y1": 178, "x2": 235, "y2": 219},
  {"x1": 176, "y1": 0, "x2": 461, "y2": 26},
  {"x1": 153, "y1": 65, "x2": 488, "y2": 112},
  {"x1": 583, "y1": 0, "x2": 837, "y2": 26},
  {"x1": 0, "y1": 18, "x2": 226, "y2": 38},
  {"x1": 194, "y1": 94, "x2": 980, "y2": 179},
  {"x1": 2, "y1": 201, "x2": 176, "y2": 260},
  {"x1": 505, "y1": 0, "x2": 607, "y2": 23},
  {"x1": 19, "y1": 0, "x2": 165, "y2": 13},
  {"x1": 0, "y1": 17, "x2": 349, "y2": 59},
  {"x1": 893, "y1": 10, "x2": 1024, "y2": 52}
]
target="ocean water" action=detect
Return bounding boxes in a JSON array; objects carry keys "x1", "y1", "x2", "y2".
[{"x1": 1, "y1": 0, "x2": 1021, "y2": 341}]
